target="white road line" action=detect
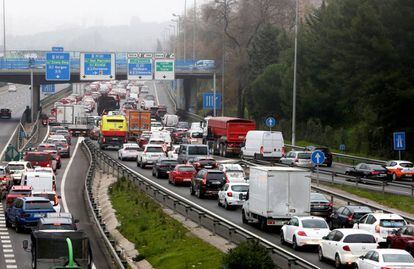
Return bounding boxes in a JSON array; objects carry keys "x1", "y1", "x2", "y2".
[
  {"x1": 42, "y1": 124, "x2": 50, "y2": 143},
  {"x1": 1, "y1": 240, "x2": 11, "y2": 244},
  {"x1": 61, "y1": 137, "x2": 84, "y2": 212},
  {"x1": 153, "y1": 81, "x2": 160, "y2": 105},
  {"x1": 0, "y1": 124, "x2": 19, "y2": 160},
  {"x1": 5, "y1": 259, "x2": 15, "y2": 264},
  {"x1": 3, "y1": 249, "x2": 12, "y2": 253},
  {"x1": 6, "y1": 265, "x2": 17, "y2": 268},
  {"x1": 2, "y1": 244, "x2": 12, "y2": 248},
  {"x1": 4, "y1": 254, "x2": 14, "y2": 258}
]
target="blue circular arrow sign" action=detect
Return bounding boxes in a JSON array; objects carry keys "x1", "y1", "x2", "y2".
[
  {"x1": 265, "y1": 116, "x2": 277, "y2": 128},
  {"x1": 311, "y1": 150, "x2": 325, "y2": 165}
]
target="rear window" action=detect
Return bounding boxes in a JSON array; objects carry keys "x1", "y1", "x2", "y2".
[
  {"x1": 190, "y1": 132, "x2": 203, "y2": 138},
  {"x1": 380, "y1": 219, "x2": 406, "y2": 228},
  {"x1": 10, "y1": 190, "x2": 31, "y2": 195},
  {"x1": 26, "y1": 154, "x2": 51, "y2": 162},
  {"x1": 207, "y1": 172, "x2": 226, "y2": 181},
  {"x1": 369, "y1": 164, "x2": 386, "y2": 170},
  {"x1": 25, "y1": 201, "x2": 53, "y2": 210},
  {"x1": 298, "y1": 153, "x2": 311, "y2": 159},
  {"x1": 382, "y1": 254, "x2": 414, "y2": 263},
  {"x1": 7, "y1": 164, "x2": 25, "y2": 170},
  {"x1": 146, "y1": 147, "x2": 163, "y2": 153},
  {"x1": 0, "y1": 168, "x2": 6, "y2": 175},
  {"x1": 354, "y1": 212, "x2": 369, "y2": 219},
  {"x1": 343, "y1": 234, "x2": 376, "y2": 243},
  {"x1": 302, "y1": 219, "x2": 328, "y2": 229},
  {"x1": 125, "y1": 147, "x2": 139, "y2": 151},
  {"x1": 41, "y1": 224, "x2": 74, "y2": 230},
  {"x1": 32, "y1": 193, "x2": 55, "y2": 201},
  {"x1": 106, "y1": 119, "x2": 124, "y2": 123},
  {"x1": 231, "y1": 185, "x2": 249, "y2": 192},
  {"x1": 161, "y1": 160, "x2": 178, "y2": 165},
  {"x1": 400, "y1": 162, "x2": 414, "y2": 168},
  {"x1": 178, "y1": 166, "x2": 196, "y2": 172},
  {"x1": 310, "y1": 193, "x2": 329, "y2": 202},
  {"x1": 188, "y1": 146, "x2": 208, "y2": 155}
]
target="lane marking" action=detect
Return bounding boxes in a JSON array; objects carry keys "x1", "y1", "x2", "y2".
[
  {"x1": 0, "y1": 124, "x2": 19, "y2": 161},
  {"x1": 42, "y1": 124, "x2": 50, "y2": 143},
  {"x1": 61, "y1": 137, "x2": 84, "y2": 212},
  {"x1": 153, "y1": 81, "x2": 160, "y2": 105}
]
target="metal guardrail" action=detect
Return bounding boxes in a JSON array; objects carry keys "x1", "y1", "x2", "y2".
[
  {"x1": 81, "y1": 140, "x2": 127, "y2": 269},
  {"x1": 83, "y1": 139, "x2": 319, "y2": 269}
]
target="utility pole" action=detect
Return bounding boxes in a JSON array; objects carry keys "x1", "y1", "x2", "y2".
[
  {"x1": 192, "y1": 0, "x2": 196, "y2": 61},
  {"x1": 183, "y1": 0, "x2": 187, "y2": 61},
  {"x1": 2, "y1": 0, "x2": 6, "y2": 58},
  {"x1": 291, "y1": 0, "x2": 299, "y2": 146}
]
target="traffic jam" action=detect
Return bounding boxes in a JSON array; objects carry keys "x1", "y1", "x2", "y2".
[{"x1": 1, "y1": 79, "x2": 414, "y2": 269}]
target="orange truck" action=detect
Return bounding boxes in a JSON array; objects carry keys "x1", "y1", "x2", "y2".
[{"x1": 125, "y1": 110, "x2": 151, "y2": 140}]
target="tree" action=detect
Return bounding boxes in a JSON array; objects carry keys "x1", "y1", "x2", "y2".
[{"x1": 221, "y1": 241, "x2": 276, "y2": 269}]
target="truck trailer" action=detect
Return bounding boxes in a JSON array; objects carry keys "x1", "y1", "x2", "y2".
[
  {"x1": 205, "y1": 117, "x2": 256, "y2": 157},
  {"x1": 125, "y1": 110, "x2": 151, "y2": 139},
  {"x1": 242, "y1": 166, "x2": 311, "y2": 230}
]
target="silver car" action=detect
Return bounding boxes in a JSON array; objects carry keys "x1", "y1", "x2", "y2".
[{"x1": 280, "y1": 151, "x2": 313, "y2": 168}]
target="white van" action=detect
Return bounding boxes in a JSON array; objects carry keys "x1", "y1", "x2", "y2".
[
  {"x1": 241, "y1": 131, "x2": 284, "y2": 161},
  {"x1": 21, "y1": 171, "x2": 56, "y2": 192}
]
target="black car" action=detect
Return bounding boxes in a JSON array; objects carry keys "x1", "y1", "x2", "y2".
[
  {"x1": 0, "y1": 108, "x2": 11, "y2": 119},
  {"x1": 305, "y1": 145, "x2": 333, "y2": 167},
  {"x1": 190, "y1": 169, "x2": 227, "y2": 198},
  {"x1": 345, "y1": 163, "x2": 389, "y2": 180},
  {"x1": 35, "y1": 212, "x2": 79, "y2": 231},
  {"x1": 152, "y1": 158, "x2": 179, "y2": 179},
  {"x1": 310, "y1": 192, "x2": 333, "y2": 218},
  {"x1": 189, "y1": 156, "x2": 218, "y2": 171},
  {"x1": 329, "y1": 205, "x2": 372, "y2": 228}
]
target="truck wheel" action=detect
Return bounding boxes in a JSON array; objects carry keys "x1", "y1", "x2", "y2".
[
  {"x1": 259, "y1": 217, "x2": 267, "y2": 231},
  {"x1": 223, "y1": 145, "x2": 228, "y2": 157},
  {"x1": 141, "y1": 162, "x2": 145, "y2": 169},
  {"x1": 242, "y1": 210, "x2": 248, "y2": 224}
]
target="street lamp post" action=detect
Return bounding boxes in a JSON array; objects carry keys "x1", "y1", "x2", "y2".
[
  {"x1": 172, "y1": 14, "x2": 183, "y2": 59},
  {"x1": 192, "y1": 0, "x2": 197, "y2": 61},
  {"x1": 291, "y1": 0, "x2": 299, "y2": 146},
  {"x1": 215, "y1": 0, "x2": 227, "y2": 116},
  {"x1": 184, "y1": 0, "x2": 187, "y2": 61},
  {"x1": 2, "y1": 0, "x2": 6, "y2": 58}
]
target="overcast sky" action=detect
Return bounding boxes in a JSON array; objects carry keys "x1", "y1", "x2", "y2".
[{"x1": 4, "y1": 0, "x2": 206, "y2": 36}]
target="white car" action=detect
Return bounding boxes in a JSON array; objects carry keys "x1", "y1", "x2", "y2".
[
  {"x1": 355, "y1": 249, "x2": 414, "y2": 269},
  {"x1": 280, "y1": 151, "x2": 313, "y2": 168},
  {"x1": 218, "y1": 163, "x2": 246, "y2": 183},
  {"x1": 140, "y1": 86, "x2": 149, "y2": 94},
  {"x1": 32, "y1": 191, "x2": 61, "y2": 213},
  {"x1": 151, "y1": 121, "x2": 163, "y2": 132},
  {"x1": 136, "y1": 144, "x2": 165, "y2": 168},
  {"x1": 217, "y1": 182, "x2": 249, "y2": 210},
  {"x1": 167, "y1": 145, "x2": 180, "y2": 160},
  {"x1": 353, "y1": 213, "x2": 407, "y2": 246},
  {"x1": 34, "y1": 167, "x2": 55, "y2": 175},
  {"x1": 318, "y1": 229, "x2": 378, "y2": 267},
  {"x1": 280, "y1": 216, "x2": 330, "y2": 250},
  {"x1": 8, "y1": 84, "x2": 17, "y2": 92},
  {"x1": 6, "y1": 161, "x2": 33, "y2": 184},
  {"x1": 118, "y1": 143, "x2": 140, "y2": 161}
]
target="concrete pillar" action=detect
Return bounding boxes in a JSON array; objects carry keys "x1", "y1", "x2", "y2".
[
  {"x1": 32, "y1": 85, "x2": 40, "y2": 121},
  {"x1": 183, "y1": 78, "x2": 198, "y2": 113}
]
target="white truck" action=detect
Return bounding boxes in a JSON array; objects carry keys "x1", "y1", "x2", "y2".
[
  {"x1": 162, "y1": 114, "x2": 179, "y2": 127},
  {"x1": 56, "y1": 104, "x2": 89, "y2": 136},
  {"x1": 242, "y1": 166, "x2": 311, "y2": 230}
]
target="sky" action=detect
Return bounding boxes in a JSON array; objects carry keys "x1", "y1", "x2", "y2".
[{"x1": 4, "y1": 0, "x2": 206, "y2": 36}]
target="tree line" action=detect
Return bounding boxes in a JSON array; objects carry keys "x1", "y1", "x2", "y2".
[{"x1": 170, "y1": 0, "x2": 414, "y2": 158}]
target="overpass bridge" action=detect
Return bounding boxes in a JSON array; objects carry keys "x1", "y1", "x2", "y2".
[{"x1": 0, "y1": 52, "x2": 221, "y2": 119}]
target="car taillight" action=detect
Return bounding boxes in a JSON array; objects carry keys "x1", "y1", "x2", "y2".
[
  {"x1": 294, "y1": 158, "x2": 299, "y2": 162},
  {"x1": 281, "y1": 146, "x2": 286, "y2": 156},
  {"x1": 297, "y1": 231, "x2": 307, "y2": 236},
  {"x1": 328, "y1": 202, "x2": 333, "y2": 207},
  {"x1": 371, "y1": 171, "x2": 380, "y2": 175},
  {"x1": 347, "y1": 213, "x2": 354, "y2": 221},
  {"x1": 202, "y1": 175, "x2": 207, "y2": 185},
  {"x1": 227, "y1": 192, "x2": 233, "y2": 197},
  {"x1": 20, "y1": 213, "x2": 30, "y2": 218},
  {"x1": 194, "y1": 162, "x2": 200, "y2": 167},
  {"x1": 54, "y1": 195, "x2": 59, "y2": 206},
  {"x1": 46, "y1": 163, "x2": 50, "y2": 167},
  {"x1": 375, "y1": 225, "x2": 380, "y2": 233},
  {"x1": 102, "y1": 137, "x2": 106, "y2": 143},
  {"x1": 342, "y1": 245, "x2": 351, "y2": 252},
  {"x1": 124, "y1": 137, "x2": 127, "y2": 143}
]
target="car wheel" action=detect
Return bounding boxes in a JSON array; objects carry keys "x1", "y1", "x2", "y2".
[
  {"x1": 5, "y1": 217, "x2": 11, "y2": 228},
  {"x1": 242, "y1": 210, "x2": 248, "y2": 224},
  {"x1": 224, "y1": 199, "x2": 230, "y2": 210},
  {"x1": 196, "y1": 187, "x2": 203, "y2": 199},
  {"x1": 327, "y1": 162, "x2": 332, "y2": 167},
  {"x1": 335, "y1": 254, "x2": 342, "y2": 269},
  {"x1": 141, "y1": 162, "x2": 145, "y2": 169},
  {"x1": 392, "y1": 173, "x2": 397, "y2": 181},
  {"x1": 318, "y1": 246, "x2": 325, "y2": 261},
  {"x1": 280, "y1": 231, "x2": 286, "y2": 245},
  {"x1": 190, "y1": 185, "x2": 195, "y2": 195},
  {"x1": 15, "y1": 222, "x2": 23, "y2": 233},
  {"x1": 120, "y1": 155, "x2": 124, "y2": 161},
  {"x1": 292, "y1": 236, "x2": 299, "y2": 251},
  {"x1": 217, "y1": 198, "x2": 221, "y2": 207},
  {"x1": 354, "y1": 265, "x2": 359, "y2": 269},
  {"x1": 156, "y1": 170, "x2": 160, "y2": 179},
  {"x1": 152, "y1": 169, "x2": 155, "y2": 176}
]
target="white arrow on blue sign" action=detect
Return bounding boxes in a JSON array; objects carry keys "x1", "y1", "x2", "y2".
[
  {"x1": 265, "y1": 117, "x2": 277, "y2": 128},
  {"x1": 311, "y1": 150, "x2": 325, "y2": 165},
  {"x1": 46, "y1": 52, "x2": 70, "y2": 81},
  {"x1": 393, "y1": 132, "x2": 406, "y2": 151}
]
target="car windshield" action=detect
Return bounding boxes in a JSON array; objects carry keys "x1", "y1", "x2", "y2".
[
  {"x1": 227, "y1": 171, "x2": 245, "y2": 179},
  {"x1": 190, "y1": 132, "x2": 203, "y2": 138},
  {"x1": 40, "y1": 224, "x2": 74, "y2": 230},
  {"x1": 126, "y1": 147, "x2": 139, "y2": 151},
  {"x1": 382, "y1": 254, "x2": 414, "y2": 263},
  {"x1": 302, "y1": 219, "x2": 328, "y2": 228},
  {"x1": 33, "y1": 193, "x2": 55, "y2": 201},
  {"x1": 178, "y1": 166, "x2": 196, "y2": 172},
  {"x1": 298, "y1": 153, "x2": 311, "y2": 159},
  {"x1": 188, "y1": 146, "x2": 208, "y2": 155},
  {"x1": 150, "y1": 140, "x2": 164, "y2": 145},
  {"x1": 231, "y1": 185, "x2": 249, "y2": 192},
  {"x1": 38, "y1": 145, "x2": 56, "y2": 151},
  {"x1": 369, "y1": 164, "x2": 386, "y2": 170},
  {"x1": 400, "y1": 162, "x2": 414, "y2": 168},
  {"x1": 343, "y1": 234, "x2": 376, "y2": 243},
  {"x1": 26, "y1": 154, "x2": 51, "y2": 162},
  {"x1": 10, "y1": 190, "x2": 31, "y2": 195},
  {"x1": 207, "y1": 172, "x2": 226, "y2": 181},
  {"x1": 25, "y1": 201, "x2": 53, "y2": 210},
  {"x1": 7, "y1": 164, "x2": 25, "y2": 170},
  {"x1": 161, "y1": 160, "x2": 178, "y2": 165},
  {"x1": 380, "y1": 219, "x2": 406, "y2": 228},
  {"x1": 146, "y1": 147, "x2": 163, "y2": 153}
]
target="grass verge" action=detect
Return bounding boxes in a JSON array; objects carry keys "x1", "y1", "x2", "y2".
[
  {"x1": 109, "y1": 178, "x2": 223, "y2": 269},
  {"x1": 327, "y1": 183, "x2": 414, "y2": 215}
]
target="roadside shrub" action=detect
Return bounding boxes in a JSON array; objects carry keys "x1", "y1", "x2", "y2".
[{"x1": 221, "y1": 241, "x2": 276, "y2": 269}]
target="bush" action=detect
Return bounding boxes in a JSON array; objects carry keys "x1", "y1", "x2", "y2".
[{"x1": 221, "y1": 241, "x2": 276, "y2": 269}]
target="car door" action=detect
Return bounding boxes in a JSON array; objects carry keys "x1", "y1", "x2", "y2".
[
  {"x1": 360, "y1": 215, "x2": 376, "y2": 233},
  {"x1": 400, "y1": 226, "x2": 414, "y2": 249},
  {"x1": 286, "y1": 217, "x2": 299, "y2": 243},
  {"x1": 322, "y1": 231, "x2": 337, "y2": 260},
  {"x1": 358, "y1": 251, "x2": 375, "y2": 269},
  {"x1": 219, "y1": 184, "x2": 228, "y2": 204},
  {"x1": 9, "y1": 199, "x2": 23, "y2": 223},
  {"x1": 363, "y1": 251, "x2": 379, "y2": 269}
]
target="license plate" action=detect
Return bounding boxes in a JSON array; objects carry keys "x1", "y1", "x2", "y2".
[
  {"x1": 406, "y1": 174, "x2": 412, "y2": 177},
  {"x1": 75, "y1": 131, "x2": 80, "y2": 133},
  {"x1": 183, "y1": 178, "x2": 191, "y2": 181},
  {"x1": 34, "y1": 214, "x2": 44, "y2": 218},
  {"x1": 204, "y1": 165, "x2": 212, "y2": 169},
  {"x1": 211, "y1": 181, "x2": 221, "y2": 185},
  {"x1": 379, "y1": 174, "x2": 386, "y2": 177},
  {"x1": 112, "y1": 138, "x2": 118, "y2": 141}
]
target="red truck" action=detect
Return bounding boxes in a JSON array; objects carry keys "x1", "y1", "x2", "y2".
[{"x1": 206, "y1": 117, "x2": 256, "y2": 157}]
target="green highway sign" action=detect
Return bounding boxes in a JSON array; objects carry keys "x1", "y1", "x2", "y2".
[{"x1": 154, "y1": 59, "x2": 175, "y2": 80}]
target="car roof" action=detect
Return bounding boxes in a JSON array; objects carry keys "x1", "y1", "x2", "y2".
[
  {"x1": 24, "y1": 171, "x2": 53, "y2": 177},
  {"x1": 123, "y1": 143, "x2": 139, "y2": 147},
  {"x1": 40, "y1": 217, "x2": 73, "y2": 225},
  {"x1": 203, "y1": 169, "x2": 223, "y2": 173},
  {"x1": 333, "y1": 228, "x2": 375, "y2": 235},
  {"x1": 368, "y1": 213, "x2": 404, "y2": 219},
  {"x1": 26, "y1": 151, "x2": 51, "y2": 155},
  {"x1": 11, "y1": 185, "x2": 32, "y2": 190},
  {"x1": 8, "y1": 161, "x2": 29, "y2": 165},
  {"x1": 227, "y1": 182, "x2": 249, "y2": 186},
  {"x1": 373, "y1": 248, "x2": 412, "y2": 255},
  {"x1": 145, "y1": 144, "x2": 163, "y2": 147},
  {"x1": 344, "y1": 205, "x2": 372, "y2": 212},
  {"x1": 293, "y1": 216, "x2": 326, "y2": 221},
  {"x1": 46, "y1": 212, "x2": 73, "y2": 219},
  {"x1": 21, "y1": 196, "x2": 50, "y2": 202}
]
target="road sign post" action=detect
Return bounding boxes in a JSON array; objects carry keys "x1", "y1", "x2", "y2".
[
  {"x1": 127, "y1": 53, "x2": 153, "y2": 80},
  {"x1": 46, "y1": 52, "x2": 70, "y2": 81},
  {"x1": 154, "y1": 59, "x2": 175, "y2": 80},
  {"x1": 80, "y1": 52, "x2": 115, "y2": 81},
  {"x1": 265, "y1": 116, "x2": 277, "y2": 131},
  {"x1": 311, "y1": 150, "x2": 325, "y2": 186},
  {"x1": 393, "y1": 132, "x2": 406, "y2": 160}
]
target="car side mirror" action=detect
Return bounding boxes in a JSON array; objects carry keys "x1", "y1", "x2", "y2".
[
  {"x1": 359, "y1": 255, "x2": 365, "y2": 260},
  {"x1": 74, "y1": 219, "x2": 80, "y2": 224},
  {"x1": 57, "y1": 195, "x2": 61, "y2": 199},
  {"x1": 322, "y1": 236, "x2": 328, "y2": 240},
  {"x1": 23, "y1": 240, "x2": 29, "y2": 251}
]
